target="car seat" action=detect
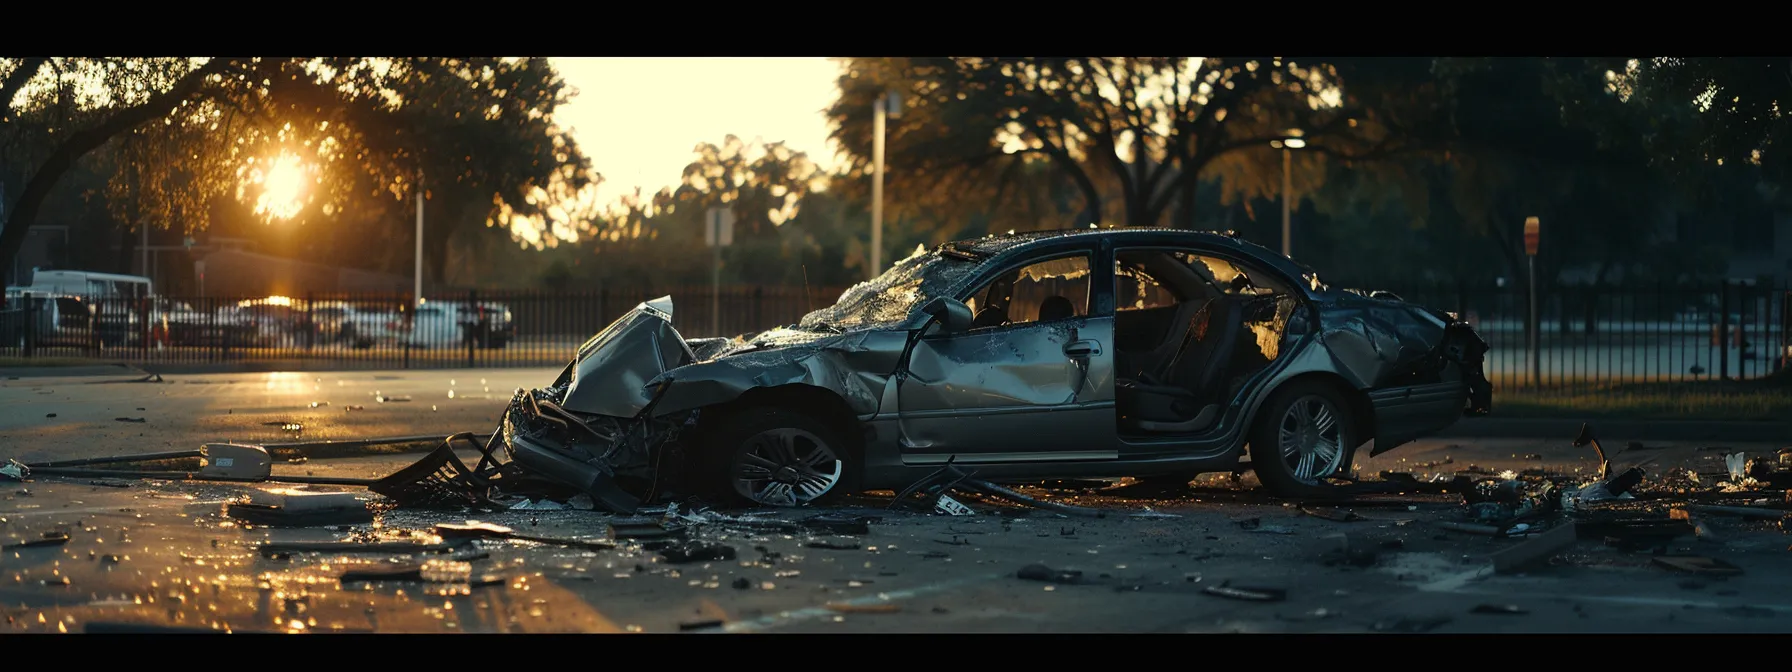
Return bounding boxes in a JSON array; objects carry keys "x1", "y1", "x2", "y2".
[
  {"x1": 1038, "y1": 295, "x2": 1075, "y2": 322},
  {"x1": 1116, "y1": 295, "x2": 1242, "y2": 433}
]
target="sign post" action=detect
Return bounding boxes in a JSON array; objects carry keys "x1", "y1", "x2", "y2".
[
  {"x1": 1523, "y1": 216, "x2": 1541, "y2": 388},
  {"x1": 705, "y1": 206, "x2": 735, "y2": 336}
]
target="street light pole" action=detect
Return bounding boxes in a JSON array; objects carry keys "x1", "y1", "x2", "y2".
[
  {"x1": 414, "y1": 171, "x2": 424, "y2": 312},
  {"x1": 869, "y1": 90, "x2": 901, "y2": 279},
  {"x1": 870, "y1": 98, "x2": 886, "y2": 279},
  {"x1": 1281, "y1": 148, "x2": 1292, "y2": 257}
]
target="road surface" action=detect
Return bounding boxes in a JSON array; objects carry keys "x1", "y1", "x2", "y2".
[{"x1": 2, "y1": 368, "x2": 1789, "y2": 633}]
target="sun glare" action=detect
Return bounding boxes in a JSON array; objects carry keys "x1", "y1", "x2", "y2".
[{"x1": 253, "y1": 153, "x2": 314, "y2": 220}]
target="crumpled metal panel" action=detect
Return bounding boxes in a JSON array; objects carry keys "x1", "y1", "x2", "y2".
[
  {"x1": 1314, "y1": 292, "x2": 1449, "y2": 389},
  {"x1": 646, "y1": 329, "x2": 907, "y2": 418},
  {"x1": 561, "y1": 297, "x2": 696, "y2": 418}
]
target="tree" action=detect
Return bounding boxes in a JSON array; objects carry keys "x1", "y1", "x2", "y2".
[
  {"x1": 0, "y1": 57, "x2": 598, "y2": 298},
  {"x1": 1571, "y1": 58, "x2": 1792, "y2": 186},
  {"x1": 826, "y1": 57, "x2": 1445, "y2": 233}
]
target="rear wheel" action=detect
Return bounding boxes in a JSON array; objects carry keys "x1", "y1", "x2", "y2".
[
  {"x1": 1249, "y1": 380, "x2": 1360, "y2": 497},
  {"x1": 707, "y1": 408, "x2": 853, "y2": 507}
]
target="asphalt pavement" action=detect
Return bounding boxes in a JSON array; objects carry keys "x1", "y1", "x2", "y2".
[{"x1": 2, "y1": 367, "x2": 1790, "y2": 633}]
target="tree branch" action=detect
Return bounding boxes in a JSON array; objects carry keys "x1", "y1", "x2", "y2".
[
  {"x1": 0, "y1": 58, "x2": 237, "y2": 279},
  {"x1": 0, "y1": 58, "x2": 48, "y2": 123}
]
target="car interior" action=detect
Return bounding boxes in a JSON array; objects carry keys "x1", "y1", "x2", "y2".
[
  {"x1": 1114, "y1": 250, "x2": 1287, "y2": 435},
  {"x1": 963, "y1": 255, "x2": 1091, "y2": 330}
]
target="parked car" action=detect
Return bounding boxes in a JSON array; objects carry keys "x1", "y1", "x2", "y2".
[
  {"x1": 307, "y1": 301, "x2": 386, "y2": 348},
  {"x1": 493, "y1": 228, "x2": 1493, "y2": 510},
  {"x1": 393, "y1": 299, "x2": 513, "y2": 349}
]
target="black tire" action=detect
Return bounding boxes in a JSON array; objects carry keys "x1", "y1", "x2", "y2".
[
  {"x1": 1248, "y1": 379, "x2": 1361, "y2": 497},
  {"x1": 705, "y1": 407, "x2": 855, "y2": 507}
]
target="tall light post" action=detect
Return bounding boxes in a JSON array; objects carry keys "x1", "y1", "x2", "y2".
[
  {"x1": 414, "y1": 170, "x2": 424, "y2": 312},
  {"x1": 870, "y1": 90, "x2": 902, "y2": 279},
  {"x1": 1271, "y1": 130, "x2": 1306, "y2": 258}
]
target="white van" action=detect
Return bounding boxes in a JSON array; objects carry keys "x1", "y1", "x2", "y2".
[{"x1": 28, "y1": 270, "x2": 154, "y2": 301}]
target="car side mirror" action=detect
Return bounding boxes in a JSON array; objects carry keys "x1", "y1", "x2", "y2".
[{"x1": 920, "y1": 297, "x2": 973, "y2": 334}]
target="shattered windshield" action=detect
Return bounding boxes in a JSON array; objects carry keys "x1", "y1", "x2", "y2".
[{"x1": 799, "y1": 248, "x2": 981, "y2": 332}]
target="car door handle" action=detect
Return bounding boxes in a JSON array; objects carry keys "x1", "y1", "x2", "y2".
[{"x1": 1063, "y1": 339, "x2": 1100, "y2": 358}]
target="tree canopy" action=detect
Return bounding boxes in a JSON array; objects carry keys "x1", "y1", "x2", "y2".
[
  {"x1": 825, "y1": 57, "x2": 1449, "y2": 232},
  {"x1": 0, "y1": 57, "x2": 598, "y2": 291}
]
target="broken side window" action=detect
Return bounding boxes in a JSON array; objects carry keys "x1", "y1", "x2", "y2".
[{"x1": 964, "y1": 254, "x2": 1091, "y2": 328}]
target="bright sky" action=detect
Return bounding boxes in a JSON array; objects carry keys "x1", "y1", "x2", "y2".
[{"x1": 551, "y1": 58, "x2": 845, "y2": 204}]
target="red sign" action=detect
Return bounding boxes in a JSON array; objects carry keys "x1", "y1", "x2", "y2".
[{"x1": 1523, "y1": 217, "x2": 1540, "y2": 256}]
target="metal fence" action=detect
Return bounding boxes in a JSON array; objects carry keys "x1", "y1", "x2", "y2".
[
  {"x1": 2, "y1": 281, "x2": 1788, "y2": 392},
  {"x1": 0, "y1": 285, "x2": 848, "y2": 370},
  {"x1": 1374, "y1": 281, "x2": 1791, "y2": 391}
]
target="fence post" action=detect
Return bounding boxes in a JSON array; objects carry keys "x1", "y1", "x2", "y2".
[
  {"x1": 467, "y1": 288, "x2": 477, "y2": 369},
  {"x1": 1718, "y1": 280, "x2": 1730, "y2": 381},
  {"x1": 753, "y1": 286, "x2": 764, "y2": 332},
  {"x1": 304, "y1": 291, "x2": 315, "y2": 352},
  {"x1": 139, "y1": 295, "x2": 150, "y2": 358},
  {"x1": 89, "y1": 300, "x2": 101, "y2": 356}
]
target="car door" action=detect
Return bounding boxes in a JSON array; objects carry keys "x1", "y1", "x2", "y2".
[{"x1": 896, "y1": 246, "x2": 1118, "y2": 464}]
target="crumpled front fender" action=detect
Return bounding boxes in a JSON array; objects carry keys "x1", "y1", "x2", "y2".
[{"x1": 646, "y1": 330, "x2": 901, "y2": 418}]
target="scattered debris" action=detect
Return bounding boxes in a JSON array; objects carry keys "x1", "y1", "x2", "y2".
[
  {"x1": 339, "y1": 563, "x2": 426, "y2": 583},
  {"x1": 1130, "y1": 507, "x2": 1181, "y2": 519},
  {"x1": 1371, "y1": 615, "x2": 1451, "y2": 633},
  {"x1": 609, "y1": 517, "x2": 686, "y2": 540},
  {"x1": 0, "y1": 460, "x2": 27, "y2": 482},
  {"x1": 806, "y1": 538, "x2": 861, "y2": 551},
  {"x1": 1201, "y1": 582, "x2": 1287, "y2": 602},
  {"x1": 1302, "y1": 507, "x2": 1362, "y2": 522},
  {"x1": 658, "y1": 540, "x2": 736, "y2": 564},
  {"x1": 3, "y1": 531, "x2": 70, "y2": 550},
  {"x1": 1016, "y1": 563, "x2": 1082, "y2": 584},
  {"x1": 435, "y1": 521, "x2": 617, "y2": 551},
  {"x1": 1469, "y1": 604, "x2": 1528, "y2": 615},
  {"x1": 799, "y1": 513, "x2": 876, "y2": 535},
  {"x1": 113, "y1": 417, "x2": 146, "y2": 423}
]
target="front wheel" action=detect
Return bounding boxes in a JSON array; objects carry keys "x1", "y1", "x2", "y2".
[
  {"x1": 1249, "y1": 380, "x2": 1360, "y2": 497},
  {"x1": 708, "y1": 408, "x2": 853, "y2": 507}
]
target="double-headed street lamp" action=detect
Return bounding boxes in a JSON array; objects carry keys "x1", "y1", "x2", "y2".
[
  {"x1": 1270, "y1": 130, "x2": 1306, "y2": 258},
  {"x1": 870, "y1": 90, "x2": 902, "y2": 279}
]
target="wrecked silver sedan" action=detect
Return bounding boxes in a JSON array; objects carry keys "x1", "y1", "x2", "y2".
[{"x1": 495, "y1": 228, "x2": 1491, "y2": 511}]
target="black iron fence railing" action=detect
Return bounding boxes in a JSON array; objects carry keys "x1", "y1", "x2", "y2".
[
  {"x1": 0, "y1": 285, "x2": 849, "y2": 371},
  {"x1": 2, "y1": 282, "x2": 1787, "y2": 392}
]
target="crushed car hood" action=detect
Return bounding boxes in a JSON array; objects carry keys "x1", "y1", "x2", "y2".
[
  {"x1": 557, "y1": 297, "x2": 877, "y2": 419},
  {"x1": 559, "y1": 297, "x2": 698, "y2": 418}
]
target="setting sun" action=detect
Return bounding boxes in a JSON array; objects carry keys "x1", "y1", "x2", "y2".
[{"x1": 253, "y1": 152, "x2": 314, "y2": 220}]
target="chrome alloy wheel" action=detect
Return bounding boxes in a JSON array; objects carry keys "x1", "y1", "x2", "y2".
[
  {"x1": 731, "y1": 427, "x2": 843, "y2": 506},
  {"x1": 1277, "y1": 395, "x2": 1346, "y2": 483}
]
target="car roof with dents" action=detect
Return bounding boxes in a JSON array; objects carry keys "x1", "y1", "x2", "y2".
[{"x1": 941, "y1": 227, "x2": 1314, "y2": 285}]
